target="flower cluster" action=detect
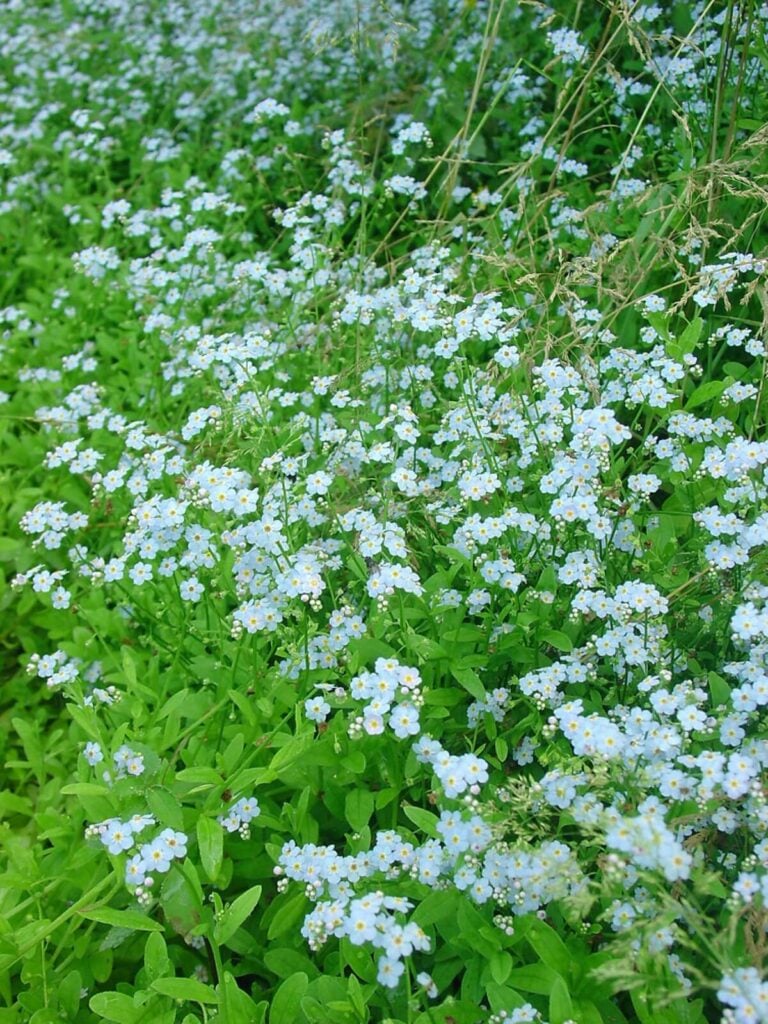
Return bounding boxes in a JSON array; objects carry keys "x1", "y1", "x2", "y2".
[
  {"x1": 5, "y1": 0, "x2": 768, "y2": 1017},
  {"x1": 218, "y1": 796, "x2": 261, "y2": 837},
  {"x1": 86, "y1": 815, "x2": 188, "y2": 897}
]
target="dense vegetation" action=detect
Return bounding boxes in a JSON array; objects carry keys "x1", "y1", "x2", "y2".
[{"x1": 2, "y1": 1, "x2": 768, "y2": 1022}]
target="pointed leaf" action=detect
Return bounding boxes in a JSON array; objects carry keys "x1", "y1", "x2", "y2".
[{"x1": 214, "y1": 885, "x2": 262, "y2": 946}]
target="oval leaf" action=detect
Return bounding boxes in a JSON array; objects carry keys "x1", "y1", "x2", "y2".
[
  {"x1": 151, "y1": 977, "x2": 218, "y2": 1004},
  {"x1": 269, "y1": 973, "x2": 309, "y2": 1024},
  {"x1": 89, "y1": 992, "x2": 141, "y2": 1024}
]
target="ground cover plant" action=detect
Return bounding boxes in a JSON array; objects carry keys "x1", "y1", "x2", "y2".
[{"x1": 1, "y1": 0, "x2": 768, "y2": 1021}]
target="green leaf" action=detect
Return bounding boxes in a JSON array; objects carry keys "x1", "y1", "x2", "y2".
[
  {"x1": 708, "y1": 671, "x2": 731, "y2": 707},
  {"x1": 0, "y1": 537, "x2": 21, "y2": 561},
  {"x1": 348, "y1": 638, "x2": 396, "y2": 664},
  {"x1": 484, "y1": 982, "x2": 527, "y2": 1016},
  {"x1": 723, "y1": 361, "x2": 746, "y2": 380},
  {"x1": 374, "y1": 787, "x2": 398, "y2": 810},
  {"x1": 455, "y1": 902, "x2": 499, "y2": 957},
  {"x1": 266, "y1": 890, "x2": 309, "y2": 940},
  {"x1": 678, "y1": 316, "x2": 703, "y2": 353},
  {"x1": 549, "y1": 976, "x2": 574, "y2": 1024},
  {"x1": 144, "y1": 932, "x2": 170, "y2": 982},
  {"x1": 450, "y1": 666, "x2": 485, "y2": 700},
  {"x1": 0, "y1": 791, "x2": 32, "y2": 816},
  {"x1": 221, "y1": 733, "x2": 245, "y2": 773},
  {"x1": 538, "y1": 566, "x2": 558, "y2": 592},
  {"x1": 443, "y1": 624, "x2": 484, "y2": 644},
  {"x1": 228, "y1": 689, "x2": 258, "y2": 727},
  {"x1": 157, "y1": 688, "x2": 193, "y2": 721},
  {"x1": 263, "y1": 948, "x2": 318, "y2": 980},
  {"x1": 630, "y1": 987, "x2": 656, "y2": 1024},
  {"x1": 176, "y1": 767, "x2": 221, "y2": 785},
  {"x1": 151, "y1": 977, "x2": 218, "y2": 1004},
  {"x1": 214, "y1": 885, "x2": 262, "y2": 946},
  {"x1": 571, "y1": 999, "x2": 606, "y2": 1024},
  {"x1": 402, "y1": 804, "x2": 438, "y2": 837},
  {"x1": 540, "y1": 629, "x2": 573, "y2": 653},
  {"x1": 695, "y1": 872, "x2": 729, "y2": 899},
  {"x1": 146, "y1": 788, "x2": 184, "y2": 831},
  {"x1": 89, "y1": 992, "x2": 143, "y2": 1024},
  {"x1": 60, "y1": 783, "x2": 112, "y2": 796},
  {"x1": 345, "y1": 789, "x2": 374, "y2": 832},
  {"x1": 413, "y1": 889, "x2": 460, "y2": 928},
  {"x1": 300, "y1": 996, "x2": 332, "y2": 1023},
  {"x1": 220, "y1": 972, "x2": 263, "y2": 1024},
  {"x1": 422, "y1": 688, "x2": 464, "y2": 706},
  {"x1": 339, "y1": 938, "x2": 377, "y2": 982},
  {"x1": 196, "y1": 816, "x2": 223, "y2": 883},
  {"x1": 340, "y1": 750, "x2": 366, "y2": 773},
  {"x1": 81, "y1": 908, "x2": 163, "y2": 932},
  {"x1": 527, "y1": 919, "x2": 571, "y2": 975},
  {"x1": 160, "y1": 863, "x2": 202, "y2": 936},
  {"x1": 507, "y1": 964, "x2": 560, "y2": 994},
  {"x1": 346, "y1": 553, "x2": 368, "y2": 583},
  {"x1": 347, "y1": 975, "x2": 366, "y2": 1018},
  {"x1": 686, "y1": 379, "x2": 725, "y2": 411},
  {"x1": 431, "y1": 540, "x2": 472, "y2": 560},
  {"x1": 269, "y1": 973, "x2": 309, "y2": 1024},
  {"x1": 269, "y1": 734, "x2": 314, "y2": 775},
  {"x1": 405, "y1": 634, "x2": 447, "y2": 660},
  {"x1": 12, "y1": 718, "x2": 45, "y2": 785},
  {"x1": 489, "y1": 952, "x2": 512, "y2": 985},
  {"x1": 121, "y1": 648, "x2": 138, "y2": 688},
  {"x1": 58, "y1": 970, "x2": 83, "y2": 1017}
]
